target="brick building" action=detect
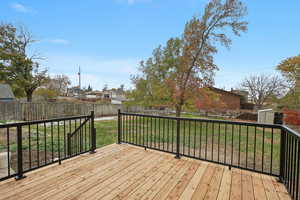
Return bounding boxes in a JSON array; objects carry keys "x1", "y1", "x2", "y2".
[
  {"x1": 209, "y1": 87, "x2": 243, "y2": 110},
  {"x1": 196, "y1": 87, "x2": 244, "y2": 111}
]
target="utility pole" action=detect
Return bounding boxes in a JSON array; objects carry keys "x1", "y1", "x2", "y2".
[
  {"x1": 78, "y1": 66, "x2": 81, "y2": 99},
  {"x1": 78, "y1": 66, "x2": 81, "y2": 90}
]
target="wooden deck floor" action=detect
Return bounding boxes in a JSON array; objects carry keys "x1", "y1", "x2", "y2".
[{"x1": 0, "y1": 144, "x2": 291, "y2": 200}]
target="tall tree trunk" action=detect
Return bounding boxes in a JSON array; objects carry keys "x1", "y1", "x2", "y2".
[
  {"x1": 175, "y1": 105, "x2": 182, "y2": 117},
  {"x1": 26, "y1": 91, "x2": 33, "y2": 102}
]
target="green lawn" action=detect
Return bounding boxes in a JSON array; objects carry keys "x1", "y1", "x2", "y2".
[
  {"x1": 121, "y1": 115, "x2": 281, "y2": 175},
  {"x1": 0, "y1": 115, "x2": 281, "y2": 175}
]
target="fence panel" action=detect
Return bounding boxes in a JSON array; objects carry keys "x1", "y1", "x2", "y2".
[{"x1": 0, "y1": 102, "x2": 142, "y2": 121}]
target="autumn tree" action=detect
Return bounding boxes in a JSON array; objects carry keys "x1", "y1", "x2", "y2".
[
  {"x1": 239, "y1": 74, "x2": 286, "y2": 109},
  {"x1": 0, "y1": 23, "x2": 48, "y2": 102},
  {"x1": 131, "y1": 0, "x2": 248, "y2": 116},
  {"x1": 276, "y1": 54, "x2": 300, "y2": 89}
]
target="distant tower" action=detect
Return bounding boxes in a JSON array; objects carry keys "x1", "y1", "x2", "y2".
[{"x1": 78, "y1": 66, "x2": 81, "y2": 90}]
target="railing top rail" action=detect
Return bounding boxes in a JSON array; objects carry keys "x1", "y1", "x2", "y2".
[
  {"x1": 0, "y1": 114, "x2": 91, "y2": 128},
  {"x1": 281, "y1": 125, "x2": 300, "y2": 138},
  {"x1": 120, "y1": 111, "x2": 282, "y2": 129}
]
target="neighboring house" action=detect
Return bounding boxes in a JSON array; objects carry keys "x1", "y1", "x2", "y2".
[
  {"x1": 209, "y1": 87, "x2": 242, "y2": 110},
  {"x1": 67, "y1": 86, "x2": 82, "y2": 97},
  {"x1": 196, "y1": 87, "x2": 243, "y2": 111},
  {"x1": 85, "y1": 91, "x2": 103, "y2": 99},
  {"x1": 0, "y1": 84, "x2": 15, "y2": 102}
]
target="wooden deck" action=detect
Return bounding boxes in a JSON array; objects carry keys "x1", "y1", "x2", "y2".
[{"x1": 0, "y1": 144, "x2": 291, "y2": 200}]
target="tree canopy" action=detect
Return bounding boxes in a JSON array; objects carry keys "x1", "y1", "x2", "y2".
[
  {"x1": 276, "y1": 54, "x2": 300, "y2": 88},
  {"x1": 129, "y1": 0, "x2": 248, "y2": 116},
  {"x1": 0, "y1": 23, "x2": 48, "y2": 101}
]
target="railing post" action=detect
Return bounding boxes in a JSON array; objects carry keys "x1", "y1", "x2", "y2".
[
  {"x1": 175, "y1": 118, "x2": 181, "y2": 159},
  {"x1": 279, "y1": 128, "x2": 286, "y2": 182},
  {"x1": 67, "y1": 133, "x2": 71, "y2": 156},
  {"x1": 118, "y1": 109, "x2": 122, "y2": 144},
  {"x1": 15, "y1": 125, "x2": 25, "y2": 180},
  {"x1": 90, "y1": 111, "x2": 96, "y2": 153}
]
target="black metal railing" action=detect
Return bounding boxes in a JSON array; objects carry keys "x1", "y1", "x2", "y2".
[
  {"x1": 280, "y1": 126, "x2": 300, "y2": 200},
  {"x1": 0, "y1": 111, "x2": 96, "y2": 181},
  {"x1": 118, "y1": 110, "x2": 300, "y2": 200}
]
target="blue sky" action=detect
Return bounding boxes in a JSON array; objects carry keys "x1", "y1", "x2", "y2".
[{"x1": 1, "y1": 0, "x2": 300, "y2": 90}]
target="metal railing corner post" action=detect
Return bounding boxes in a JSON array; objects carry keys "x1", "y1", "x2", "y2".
[
  {"x1": 175, "y1": 118, "x2": 181, "y2": 159},
  {"x1": 279, "y1": 128, "x2": 286, "y2": 182},
  {"x1": 90, "y1": 111, "x2": 96, "y2": 154},
  {"x1": 118, "y1": 109, "x2": 122, "y2": 144},
  {"x1": 15, "y1": 125, "x2": 26, "y2": 180}
]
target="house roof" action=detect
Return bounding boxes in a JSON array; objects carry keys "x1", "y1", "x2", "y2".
[
  {"x1": 208, "y1": 87, "x2": 243, "y2": 97},
  {"x1": 0, "y1": 84, "x2": 15, "y2": 99}
]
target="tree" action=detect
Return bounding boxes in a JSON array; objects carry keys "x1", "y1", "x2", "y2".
[
  {"x1": 239, "y1": 74, "x2": 286, "y2": 109},
  {"x1": 0, "y1": 23, "x2": 48, "y2": 102},
  {"x1": 47, "y1": 74, "x2": 71, "y2": 96},
  {"x1": 276, "y1": 54, "x2": 300, "y2": 88},
  {"x1": 34, "y1": 88, "x2": 59, "y2": 101},
  {"x1": 131, "y1": 0, "x2": 248, "y2": 116},
  {"x1": 87, "y1": 85, "x2": 92, "y2": 92}
]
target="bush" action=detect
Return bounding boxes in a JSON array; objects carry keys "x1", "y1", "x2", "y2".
[{"x1": 283, "y1": 109, "x2": 300, "y2": 125}]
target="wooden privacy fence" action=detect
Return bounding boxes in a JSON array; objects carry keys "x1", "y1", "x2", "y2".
[{"x1": 0, "y1": 102, "x2": 142, "y2": 121}]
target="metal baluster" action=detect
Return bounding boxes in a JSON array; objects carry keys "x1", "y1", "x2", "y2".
[
  {"x1": 218, "y1": 123, "x2": 220, "y2": 162},
  {"x1": 58, "y1": 121, "x2": 61, "y2": 164},
  {"x1": 188, "y1": 120, "x2": 191, "y2": 156},
  {"x1": 231, "y1": 124, "x2": 234, "y2": 168},
  {"x1": 44, "y1": 122, "x2": 47, "y2": 165},
  {"x1": 262, "y1": 127, "x2": 265, "y2": 172},
  {"x1": 270, "y1": 128, "x2": 274, "y2": 174},
  {"x1": 224, "y1": 124, "x2": 227, "y2": 164},
  {"x1": 199, "y1": 122, "x2": 202, "y2": 159},
  {"x1": 246, "y1": 125, "x2": 249, "y2": 168},
  {"x1": 205, "y1": 122, "x2": 208, "y2": 159},
  {"x1": 212, "y1": 122, "x2": 214, "y2": 160},
  {"x1": 37, "y1": 123, "x2": 40, "y2": 167},
  {"x1": 51, "y1": 122, "x2": 54, "y2": 161},
  {"x1": 6, "y1": 128, "x2": 10, "y2": 176},
  {"x1": 194, "y1": 120, "x2": 196, "y2": 157},
  {"x1": 254, "y1": 126, "x2": 257, "y2": 170},
  {"x1": 28, "y1": 124, "x2": 32, "y2": 169}
]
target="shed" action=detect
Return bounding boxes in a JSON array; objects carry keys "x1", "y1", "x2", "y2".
[
  {"x1": 0, "y1": 84, "x2": 15, "y2": 102},
  {"x1": 258, "y1": 109, "x2": 274, "y2": 124}
]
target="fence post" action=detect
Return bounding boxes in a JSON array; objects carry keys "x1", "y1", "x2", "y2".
[
  {"x1": 118, "y1": 109, "x2": 122, "y2": 144},
  {"x1": 15, "y1": 125, "x2": 25, "y2": 180},
  {"x1": 90, "y1": 111, "x2": 96, "y2": 153},
  {"x1": 279, "y1": 128, "x2": 286, "y2": 182},
  {"x1": 175, "y1": 118, "x2": 181, "y2": 159}
]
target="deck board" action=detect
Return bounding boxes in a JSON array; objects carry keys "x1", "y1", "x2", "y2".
[{"x1": 0, "y1": 144, "x2": 292, "y2": 200}]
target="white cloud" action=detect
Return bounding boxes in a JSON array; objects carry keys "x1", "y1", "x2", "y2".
[
  {"x1": 11, "y1": 3, "x2": 33, "y2": 13},
  {"x1": 47, "y1": 39, "x2": 70, "y2": 45}
]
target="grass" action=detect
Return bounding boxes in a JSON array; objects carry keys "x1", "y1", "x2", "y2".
[
  {"x1": 0, "y1": 114, "x2": 281, "y2": 175},
  {"x1": 121, "y1": 115, "x2": 281, "y2": 175}
]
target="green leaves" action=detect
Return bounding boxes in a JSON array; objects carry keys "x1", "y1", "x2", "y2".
[
  {"x1": 0, "y1": 23, "x2": 48, "y2": 101},
  {"x1": 130, "y1": 0, "x2": 248, "y2": 116}
]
